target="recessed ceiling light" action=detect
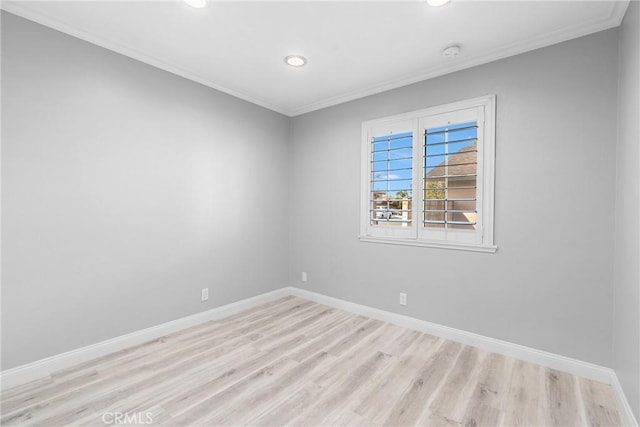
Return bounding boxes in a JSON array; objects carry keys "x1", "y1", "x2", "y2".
[
  {"x1": 442, "y1": 44, "x2": 461, "y2": 58},
  {"x1": 427, "y1": 0, "x2": 451, "y2": 6},
  {"x1": 284, "y1": 55, "x2": 307, "y2": 67},
  {"x1": 183, "y1": 0, "x2": 207, "y2": 8}
]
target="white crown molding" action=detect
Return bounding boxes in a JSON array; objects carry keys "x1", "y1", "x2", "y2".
[
  {"x1": 1, "y1": 0, "x2": 630, "y2": 117},
  {"x1": 289, "y1": 0, "x2": 630, "y2": 116},
  {"x1": 0, "y1": 1, "x2": 293, "y2": 116},
  {"x1": 611, "y1": 0, "x2": 632, "y2": 27},
  {"x1": 1, "y1": 0, "x2": 630, "y2": 118}
]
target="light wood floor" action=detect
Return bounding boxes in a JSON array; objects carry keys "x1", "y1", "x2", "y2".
[{"x1": 1, "y1": 296, "x2": 622, "y2": 426}]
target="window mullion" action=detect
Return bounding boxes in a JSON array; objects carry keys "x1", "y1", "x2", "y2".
[
  {"x1": 417, "y1": 119, "x2": 426, "y2": 241},
  {"x1": 444, "y1": 127, "x2": 449, "y2": 232},
  {"x1": 386, "y1": 136, "x2": 391, "y2": 213},
  {"x1": 412, "y1": 121, "x2": 421, "y2": 239}
]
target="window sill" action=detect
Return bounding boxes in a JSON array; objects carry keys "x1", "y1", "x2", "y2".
[{"x1": 358, "y1": 235, "x2": 498, "y2": 253}]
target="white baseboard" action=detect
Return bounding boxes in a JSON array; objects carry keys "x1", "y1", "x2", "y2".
[
  {"x1": 2, "y1": 285, "x2": 637, "y2": 426},
  {"x1": 287, "y1": 287, "x2": 638, "y2": 427},
  {"x1": 611, "y1": 373, "x2": 640, "y2": 427},
  {"x1": 0, "y1": 287, "x2": 290, "y2": 391},
  {"x1": 287, "y1": 287, "x2": 612, "y2": 381}
]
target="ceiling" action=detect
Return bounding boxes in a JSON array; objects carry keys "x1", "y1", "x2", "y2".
[{"x1": 1, "y1": 1, "x2": 629, "y2": 116}]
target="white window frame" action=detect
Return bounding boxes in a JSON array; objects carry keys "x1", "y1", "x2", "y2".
[
  {"x1": 365, "y1": 119, "x2": 417, "y2": 240},
  {"x1": 359, "y1": 95, "x2": 497, "y2": 253}
]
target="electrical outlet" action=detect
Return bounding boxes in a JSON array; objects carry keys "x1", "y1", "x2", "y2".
[
  {"x1": 399, "y1": 293, "x2": 407, "y2": 306},
  {"x1": 201, "y1": 288, "x2": 209, "y2": 302},
  {"x1": 302, "y1": 272, "x2": 308, "y2": 282}
]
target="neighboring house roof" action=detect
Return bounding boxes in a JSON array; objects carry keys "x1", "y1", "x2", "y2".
[{"x1": 425, "y1": 142, "x2": 477, "y2": 179}]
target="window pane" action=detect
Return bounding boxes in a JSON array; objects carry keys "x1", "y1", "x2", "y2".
[
  {"x1": 373, "y1": 151, "x2": 388, "y2": 162},
  {"x1": 373, "y1": 169, "x2": 412, "y2": 182},
  {"x1": 426, "y1": 144, "x2": 446, "y2": 156},
  {"x1": 370, "y1": 131, "x2": 413, "y2": 226},
  {"x1": 425, "y1": 206, "x2": 445, "y2": 228},
  {"x1": 424, "y1": 121, "x2": 478, "y2": 230},
  {"x1": 373, "y1": 141, "x2": 388, "y2": 152},
  {"x1": 447, "y1": 211, "x2": 476, "y2": 224},
  {"x1": 370, "y1": 199, "x2": 413, "y2": 226},
  {"x1": 449, "y1": 178, "x2": 476, "y2": 188},
  {"x1": 373, "y1": 159, "x2": 413, "y2": 172},
  {"x1": 424, "y1": 211, "x2": 444, "y2": 222},
  {"x1": 447, "y1": 163, "x2": 477, "y2": 178},
  {"x1": 447, "y1": 140, "x2": 476, "y2": 154},
  {"x1": 424, "y1": 180, "x2": 446, "y2": 200},
  {"x1": 448, "y1": 199, "x2": 477, "y2": 212},
  {"x1": 373, "y1": 190, "x2": 413, "y2": 200},
  {"x1": 390, "y1": 147, "x2": 412, "y2": 160},
  {"x1": 389, "y1": 159, "x2": 412, "y2": 170},
  {"x1": 426, "y1": 154, "x2": 446, "y2": 169},
  {"x1": 372, "y1": 181, "x2": 389, "y2": 192},
  {"x1": 390, "y1": 136, "x2": 412, "y2": 150},
  {"x1": 388, "y1": 179, "x2": 412, "y2": 191},
  {"x1": 426, "y1": 132, "x2": 445, "y2": 144},
  {"x1": 424, "y1": 200, "x2": 446, "y2": 210}
]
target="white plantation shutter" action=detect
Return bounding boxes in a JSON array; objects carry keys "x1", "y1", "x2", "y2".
[
  {"x1": 370, "y1": 132, "x2": 413, "y2": 225},
  {"x1": 423, "y1": 122, "x2": 479, "y2": 229},
  {"x1": 360, "y1": 96, "x2": 496, "y2": 252},
  {"x1": 419, "y1": 106, "x2": 484, "y2": 245},
  {"x1": 364, "y1": 121, "x2": 416, "y2": 239}
]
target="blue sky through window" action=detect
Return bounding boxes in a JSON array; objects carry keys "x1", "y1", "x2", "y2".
[
  {"x1": 372, "y1": 131, "x2": 413, "y2": 198},
  {"x1": 425, "y1": 121, "x2": 477, "y2": 174}
]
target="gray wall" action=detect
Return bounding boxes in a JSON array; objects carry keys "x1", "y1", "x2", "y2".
[
  {"x1": 614, "y1": 1, "x2": 640, "y2": 419},
  {"x1": 0, "y1": 7, "x2": 631, "y2": 381},
  {"x1": 1, "y1": 12, "x2": 290, "y2": 370},
  {"x1": 289, "y1": 29, "x2": 619, "y2": 366}
]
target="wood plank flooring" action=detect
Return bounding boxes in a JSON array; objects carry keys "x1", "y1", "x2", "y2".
[{"x1": 0, "y1": 296, "x2": 622, "y2": 426}]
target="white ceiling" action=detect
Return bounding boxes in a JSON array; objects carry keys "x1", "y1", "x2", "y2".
[{"x1": 2, "y1": 1, "x2": 629, "y2": 116}]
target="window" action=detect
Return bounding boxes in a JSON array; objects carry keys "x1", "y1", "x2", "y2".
[{"x1": 360, "y1": 95, "x2": 496, "y2": 252}]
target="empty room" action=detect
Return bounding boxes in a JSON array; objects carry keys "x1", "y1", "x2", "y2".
[{"x1": 1, "y1": 0, "x2": 639, "y2": 426}]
